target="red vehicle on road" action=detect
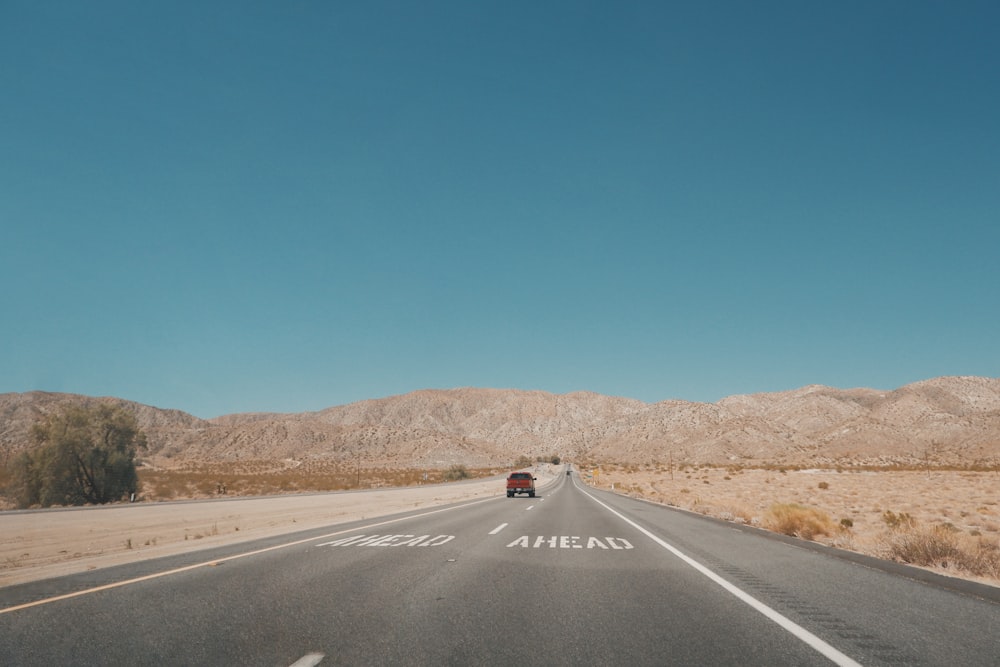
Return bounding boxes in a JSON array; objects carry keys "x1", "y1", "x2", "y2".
[{"x1": 506, "y1": 471, "x2": 536, "y2": 498}]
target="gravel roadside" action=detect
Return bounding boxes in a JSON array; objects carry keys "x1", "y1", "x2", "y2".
[{"x1": 1, "y1": 468, "x2": 556, "y2": 588}]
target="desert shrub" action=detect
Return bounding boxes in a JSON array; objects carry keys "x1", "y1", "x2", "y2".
[
  {"x1": 136, "y1": 462, "x2": 493, "y2": 500},
  {"x1": 882, "y1": 524, "x2": 961, "y2": 567},
  {"x1": 818, "y1": 481, "x2": 829, "y2": 490},
  {"x1": 882, "y1": 510, "x2": 916, "y2": 530},
  {"x1": 717, "y1": 505, "x2": 753, "y2": 524},
  {"x1": 764, "y1": 503, "x2": 834, "y2": 541},
  {"x1": 840, "y1": 517, "x2": 854, "y2": 529},
  {"x1": 442, "y1": 464, "x2": 470, "y2": 481},
  {"x1": 880, "y1": 523, "x2": 1000, "y2": 578},
  {"x1": 967, "y1": 538, "x2": 1000, "y2": 578},
  {"x1": 195, "y1": 478, "x2": 221, "y2": 496},
  {"x1": 514, "y1": 455, "x2": 533, "y2": 469}
]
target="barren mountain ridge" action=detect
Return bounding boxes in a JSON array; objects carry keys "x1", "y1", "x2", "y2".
[{"x1": 2, "y1": 376, "x2": 998, "y2": 469}]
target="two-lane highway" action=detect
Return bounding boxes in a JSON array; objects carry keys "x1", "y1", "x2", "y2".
[{"x1": 3, "y1": 470, "x2": 999, "y2": 665}]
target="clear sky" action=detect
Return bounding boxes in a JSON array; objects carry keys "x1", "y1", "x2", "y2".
[{"x1": 3, "y1": 2, "x2": 998, "y2": 418}]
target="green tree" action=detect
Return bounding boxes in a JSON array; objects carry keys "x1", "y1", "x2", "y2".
[{"x1": 12, "y1": 404, "x2": 147, "y2": 507}]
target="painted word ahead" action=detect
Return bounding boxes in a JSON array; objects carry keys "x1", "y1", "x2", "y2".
[
  {"x1": 506, "y1": 536, "x2": 634, "y2": 550},
  {"x1": 318, "y1": 534, "x2": 455, "y2": 548}
]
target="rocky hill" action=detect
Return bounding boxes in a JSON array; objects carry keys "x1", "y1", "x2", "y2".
[{"x1": 2, "y1": 377, "x2": 999, "y2": 469}]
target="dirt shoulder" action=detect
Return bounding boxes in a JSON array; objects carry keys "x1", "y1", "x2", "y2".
[
  {"x1": 1, "y1": 466, "x2": 558, "y2": 588},
  {"x1": 10, "y1": 465, "x2": 995, "y2": 591},
  {"x1": 592, "y1": 465, "x2": 1000, "y2": 587}
]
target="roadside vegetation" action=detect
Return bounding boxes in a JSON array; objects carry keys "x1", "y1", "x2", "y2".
[
  {"x1": 878, "y1": 514, "x2": 1000, "y2": 580},
  {"x1": 511, "y1": 454, "x2": 560, "y2": 469},
  {"x1": 5, "y1": 405, "x2": 146, "y2": 508},
  {"x1": 135, "y1": 461, "x2": 497, "y2": 501},
  {"x1": 764, "y1": 503, "x2": 835, "y2": 540},
  {"x1": 592, "y1": 461, "x2": 1000, "y2": 584},
  {"x1": 442, "y1": 464, "x2": 471, "y2": 481}
]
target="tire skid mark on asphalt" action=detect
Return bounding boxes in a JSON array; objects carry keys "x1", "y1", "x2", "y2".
[
  {"x1": 580, "y1": 487, "x2": 864, "y2": 667},
  {"x1": 0, "y1": 495, "x2": 500, "y2": 616},
  {"x1": 703, "y1": 557, "x2": 917, "y2": 665}
]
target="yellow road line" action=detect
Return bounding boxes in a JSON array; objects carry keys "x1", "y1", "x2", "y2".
[{"x1": 1, "y1": 496, "x2": 498, "y2": 615}]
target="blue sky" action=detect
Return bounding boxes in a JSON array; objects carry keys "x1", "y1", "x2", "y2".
[{"x1": 3, "y1": 2, "x2": 998, "y2": 418}]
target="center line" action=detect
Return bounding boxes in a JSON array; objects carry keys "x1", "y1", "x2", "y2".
[{"x1": 489, "y1": 523, "x2": 508, "y2": 535}]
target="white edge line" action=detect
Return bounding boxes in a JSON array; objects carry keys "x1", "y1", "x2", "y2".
[
  {"x1": 289, "y1": 652, "x2": 325, "y2": 667},
  {"x1": 1, "y1": 495, "x2": 500, "y2": 616},
  {"x1": 580, "y1": 487, "x2": 863, "y2": 667}
]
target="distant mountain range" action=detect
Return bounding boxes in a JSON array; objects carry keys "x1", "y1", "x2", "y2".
[{"x1": 2, "y1": 376, "x2": 999, "y2": 468}]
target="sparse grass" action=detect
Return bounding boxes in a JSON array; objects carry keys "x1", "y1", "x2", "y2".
[
  {"x1": 763, "y1": 503, "x2": 834, "y2": 541},
  {"x1": 136, "y1": 461, "x2": 495, "y2": 501},
  {"x1": 593, "y1": 462, "x2": 1000, "y2": 584},
  {"x1": 716, "y1": 504, "x2": 754, "y2": 525},
  {"x1": 880, "y1": 522, "x2": 1000, "y2": 578},
  {"x1": 882, "y1": 510, "x2": 916, "y2": 530},
  {"x1": 4, "y1": 556, "x2": 23, "y2": 569},
  {"x1": 442, "y1": 464, "x2": 470, "y2": 481}
]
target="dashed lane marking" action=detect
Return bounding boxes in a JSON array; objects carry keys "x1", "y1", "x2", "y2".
[
  {"x1": 289, "y1": 653, "x2": 324, "y2": 667},
  {"x1": 489, "y1": 523, "x2": 508, "y2": 535},
  {"x1": 0, "y1": 495, "x2": 500, "y2": 616}
]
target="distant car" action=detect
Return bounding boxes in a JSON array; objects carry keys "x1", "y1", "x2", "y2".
[
  {"x1": 567, "y1": 469, "x2": 571, "y2": 476},
  {"x1": 506, "y1": 471, "x2": 536, "y2": 497}
]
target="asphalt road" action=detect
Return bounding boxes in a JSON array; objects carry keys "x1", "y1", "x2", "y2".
[{"x1": 2, "y1": 470, "x2": 999, "y2": 666}]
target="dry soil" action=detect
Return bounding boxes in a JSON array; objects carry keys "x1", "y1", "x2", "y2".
[{"x1": 0, "y1": 467, "x2": 557, "y2": 588}]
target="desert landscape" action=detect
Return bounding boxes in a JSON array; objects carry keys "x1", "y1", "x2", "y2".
[
  {"x1": 0, "y1": 468, "x2": 558, "y2": 588},
  {"x1": 2, "y1": 376, "x2": 999, "y2": 587},
  {"x1": 4, "y1": 463, "x2": 999, "y2": 590},
  {"x1": 592, "y1": 464, "x2": 1000, "y2": 586}
]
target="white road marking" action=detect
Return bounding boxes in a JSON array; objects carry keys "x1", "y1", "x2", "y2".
[
  {"x1": 289, "y1": 653, "x2": 324, "y2": 667},
  {"x1": 316, "y1": 534, "x2": 454, "y2": 547},
  {"x1": 489, "y1": 523, "x2": 508, "y2": 535},
  {"x1": 0, "y1": 495, "x2": 500, "y2": 616},
  {"x1": 526, "y1": 505, "x2": 535, "y2": 510},
  {"x1": 505, "y1": 535, "x2": 633, "y2": 549},
  {"x1": 580, "y1": 488, "x2": 862, "y2": 667}
]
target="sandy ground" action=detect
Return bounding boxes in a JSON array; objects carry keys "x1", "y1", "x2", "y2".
[
  {"x1": 5, "y1": 465, "x2": 998, "y2": 589},
  {"x1": 1, "y1": 466, "x2": 557, "y2": 588},
  {"x1": 594, "y1": 466, "x2": 1000, "y2": 586}
]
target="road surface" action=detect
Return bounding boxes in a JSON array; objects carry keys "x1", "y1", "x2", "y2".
[{"x1": 2, "y1": 470, "x2": 998, "y2": 665}]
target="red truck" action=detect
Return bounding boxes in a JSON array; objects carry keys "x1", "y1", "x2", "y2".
[{"x1": 506, "y1": 471, "x2": 536, "y2": 498}]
